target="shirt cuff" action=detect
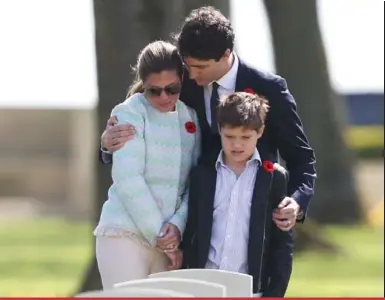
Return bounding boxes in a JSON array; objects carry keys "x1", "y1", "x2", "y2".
[
  {"x1": 100, "y1": 151, "x2": 112, "y2": 164},
  {"x1": 100, "y1": 144, "x2": 111, "y2": 154},
  {"x1": 291, "y1": 190, "x2": 309, "y2": 223},
  {"x1": 297, "y1": 210, "x2": 304, "y2": 220}
]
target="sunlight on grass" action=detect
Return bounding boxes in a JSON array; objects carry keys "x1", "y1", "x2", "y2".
[
  {"x1": 346, "y1": 125, "x2": 384, "y2": 149},
  {"x1": 0, "y1": 218, "x2": 383, "y2": 297},
  {"x1": 286, "y1": 226, "x2": 384, "y2": 297}
]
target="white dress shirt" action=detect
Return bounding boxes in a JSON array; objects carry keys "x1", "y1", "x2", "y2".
[
  {"x1": 204, "y1": 53, "x2": 239, "y2": 126},
  {"x1": 205, "y1": 149, "x2": 261, "y2": 274}
]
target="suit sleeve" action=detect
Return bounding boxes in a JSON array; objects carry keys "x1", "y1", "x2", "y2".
[
  {"x1": 111, "y1": 102, "x2": 164, "y2": 247},
  {"x1": 268, "y1": 77, "x2": 317, "y2": 221},
  {"x1": 263, "y1": 167, "x2": 294, "y2": 298},
  {"x1": 99, "y1": 148, "x2": 113, "y2": 164},
  {"x1": 169, "y1": 110, "x2": 201, "y2": 234}
]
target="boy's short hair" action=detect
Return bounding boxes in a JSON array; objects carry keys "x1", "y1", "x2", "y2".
[
  {"x1": 217, "y1": 92, "x2": 269, "y2": 132},
  {"x1": 175, "y1": 6, "x2": 235, "y2": 61}
]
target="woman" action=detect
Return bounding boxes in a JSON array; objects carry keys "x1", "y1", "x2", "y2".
[{"x1": 94, "y1": 40, "x2": 201, "y2": 289}]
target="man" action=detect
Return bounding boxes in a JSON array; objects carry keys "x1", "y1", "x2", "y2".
[{"x1": 100, "y1": 6, "x2": 317, "y2": 232}]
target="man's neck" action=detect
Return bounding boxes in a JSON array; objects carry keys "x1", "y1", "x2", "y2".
[
  {"x1": 216, "y1": 52, "x2": 235, "y2": 82},
  {"x1": 225, "y1": 52, "x2": 235, "y2": 73}
]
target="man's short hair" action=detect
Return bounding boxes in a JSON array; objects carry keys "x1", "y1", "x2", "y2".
[
  {"x1": 217, "y1": 92, "x2": 269, "y2": 132},
  {"x1": 175, "y1": 6, "x2": 235, "y2": 61}
]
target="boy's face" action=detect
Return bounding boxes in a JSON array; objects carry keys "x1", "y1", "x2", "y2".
[{"x1": 219, "y1": 125, "x2": 264, "y2": 165}]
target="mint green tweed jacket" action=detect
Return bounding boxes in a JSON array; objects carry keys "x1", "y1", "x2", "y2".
[{"x1": 94, "y1": 93, "x2": 201, "y2": 247}]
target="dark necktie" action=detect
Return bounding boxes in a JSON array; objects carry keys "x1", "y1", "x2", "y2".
[{"x1": 210, "y1": 82, "x2": 219, "y2": 133}]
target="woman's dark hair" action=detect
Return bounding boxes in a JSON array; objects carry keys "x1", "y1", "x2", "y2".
[{"x1": 127, "y1": 41, "x2": 184, "y2": 97}]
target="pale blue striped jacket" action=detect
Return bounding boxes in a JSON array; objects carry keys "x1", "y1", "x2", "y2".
[{"x1": 94, "y1": 93, "x2": 201, "y2": 247}]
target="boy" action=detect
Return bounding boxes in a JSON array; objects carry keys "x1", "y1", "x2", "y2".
[{"x1": 181, "y1": 92, "x2": 293, "y2": 297}]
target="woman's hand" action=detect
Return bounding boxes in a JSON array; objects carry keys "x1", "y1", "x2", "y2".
[
  {"x1": 165, "y1": 249, "x2": 183, "y2": 270},
  {"x1": 156, "y1": 223, "x2": 181, "y2": 252}
]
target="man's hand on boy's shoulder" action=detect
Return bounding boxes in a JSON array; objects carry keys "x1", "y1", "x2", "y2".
[{"x1": 272, "y1": 197, "x2": 300, "y2": 231}]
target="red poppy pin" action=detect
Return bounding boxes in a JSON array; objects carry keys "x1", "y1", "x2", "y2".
[
  {"x1": 263, "y1": 160, "x2": 274, "y2": 173},
  {"x1": 185, "y1": 121, "x2": 197, "y2": 134},
  {"x1": 244, "y1": 88, "x2": 255, "y2": 94}
]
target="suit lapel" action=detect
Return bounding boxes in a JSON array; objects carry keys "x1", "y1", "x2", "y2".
[
  {"x1": 235, "y1": 58, "x2": 252, "y2": 92},
  {"x1": 194, "y1": 86, "x2": 210, "y2": 132},
  {"x1": 249, "y1": 164, "x2": 273, "y2": 232},
  {"x1": 181, "y1": 76, "x2": 210, "y2": 133},
  {"x1": 247, "y1": 162, "x2": 273, "y2": 275}
]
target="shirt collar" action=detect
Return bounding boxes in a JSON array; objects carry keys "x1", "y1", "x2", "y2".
[
  {"x1": 212, "y1": 52, "x2": 239, "y2": 91},
  {"x1": 215, "y1": 148, "x2": 261, "y2": 171}
]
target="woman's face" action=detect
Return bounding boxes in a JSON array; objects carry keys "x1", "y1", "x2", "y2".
[{"x1": 143, "y1": 70, "x2": 182, "y2": 112}]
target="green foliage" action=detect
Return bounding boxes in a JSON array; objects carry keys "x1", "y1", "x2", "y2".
[{"x1": 346, "y1": 126, "x2": 384, "y2": 158}]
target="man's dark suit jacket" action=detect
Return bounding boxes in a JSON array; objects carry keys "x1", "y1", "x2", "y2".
[
  {"x1": 181, "y1": 161, "x2": 293, "y2": 297},
  {"x1": 99, "y1": 58, "x2": 317, "y2": 219}
]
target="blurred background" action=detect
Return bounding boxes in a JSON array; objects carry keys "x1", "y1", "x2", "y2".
[{"x1": 0, "y1": 0, "x2": 383, "y2": 297}]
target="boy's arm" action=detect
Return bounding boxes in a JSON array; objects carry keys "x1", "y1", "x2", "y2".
[
  {"x1": 263, "y1": 224, "x2": 294, "y2": 297},
  {"x1": 263, "y1": 165, "x2": 294, "y2": 297}
]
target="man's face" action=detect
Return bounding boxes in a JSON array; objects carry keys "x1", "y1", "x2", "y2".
[{"x1": 184, "y1": 54, "x2": 229, "y2": 86}]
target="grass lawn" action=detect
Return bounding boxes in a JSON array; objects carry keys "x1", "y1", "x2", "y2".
[
  {"x1": 0, "y1": 218, "x2": 383, "y2": 297},
  {"x1": 286, "y1": 226, "x2": 384, "y2": 297},
  {"x1": 346, "y1": 125, "x2": 384, "y2": 150}
]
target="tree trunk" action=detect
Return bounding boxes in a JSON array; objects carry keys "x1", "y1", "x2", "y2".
[{"x1": 263, "y1": 0, "x2": 363, "y2": 224}]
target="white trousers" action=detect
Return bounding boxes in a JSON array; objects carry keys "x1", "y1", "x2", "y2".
[{"x1": 96, "y1": 235, "x2": 169, "y2": 289}]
